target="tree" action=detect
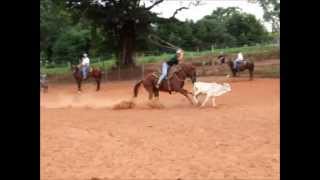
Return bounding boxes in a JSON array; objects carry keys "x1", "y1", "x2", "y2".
[
  {"x1": 51, "y1": 24, "x2": 91, "y2": 64},
  {"x1": 40, "y1": 0, "x2": 73, "y2": 61},
  {"x1": 193, "y1": 7, "x2": 241, "y2": 49},
  {"x1": 66, "y1": 0, "x2": 200, "y2": 67},
  {"x1": 226, "y1": 12, "x2": 269, "y2": 46},
  {"x1": 250, "y1": 0, "x2": 280, "y2": 32}
]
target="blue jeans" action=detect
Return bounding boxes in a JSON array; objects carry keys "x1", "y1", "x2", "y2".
[
  {"x1": 82, "y1": 65, "x2": 89, "y2": 78},
  {"x1": 234, "y1": 60, "x2": 242, "y2": 70},
  {"x1": 157, "y1": 62, "x2": 169, "y2": 85}
]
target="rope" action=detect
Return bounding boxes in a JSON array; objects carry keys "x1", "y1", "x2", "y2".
[{"x1": 147, "y1": 34, "x2": 179, "y2": 51}]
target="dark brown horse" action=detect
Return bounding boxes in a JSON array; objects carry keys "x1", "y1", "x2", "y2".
[
  {"x1": 71, "y1": 65, "x2": 103, "y2": 92},
  {"x1": 133, "y1": 63, "x2": 197, "y2": 104},
  {"x1": 218, "y1": 56, "x2": 254, "y2": 80}
]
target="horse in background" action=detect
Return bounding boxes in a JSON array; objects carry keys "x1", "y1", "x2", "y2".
[
  {"x1": 217, "y1": 55, "x2": 254, "y2": 80},
  {"x1": 71, "y1": 65, "x2": 103, "y2": 92}
]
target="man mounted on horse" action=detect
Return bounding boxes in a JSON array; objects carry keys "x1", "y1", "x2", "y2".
[
  {"x1": 71, "y1": 53, "x2": 103, "y2": 92},
  {"x1": 217, "y1": 52, "x2": 254, "y2": 80},
  {"x1": 156, "y1": 48, "x2": 184, "y2": 90},
  {"x1": 80, "y1": 53, "x2": 90, "y2": 80},
  {"x1": 133, "y1": 48, "x2": 197, "y2": 104},
  {"x1": 234, "y1": 52, "x2": 245, "y2": 72}
]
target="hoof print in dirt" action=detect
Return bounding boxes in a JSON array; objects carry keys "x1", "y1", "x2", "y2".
[
  {"x1": 147, "y1": 100, "x2": 165, "y2": 109},
  {"x1": 112, "y1": 100, "x2": 136, "y2": 110}
]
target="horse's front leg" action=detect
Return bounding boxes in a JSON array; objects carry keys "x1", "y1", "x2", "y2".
[
  {"x1": 95, "y1": 78, "x2": 101, "y2": 91},
  {"x1": 77, "y1": 80, "x2": 82, "y2": 92},
  {"x1": 178, "y1": 88, "x2": 194, "y2": 105}
]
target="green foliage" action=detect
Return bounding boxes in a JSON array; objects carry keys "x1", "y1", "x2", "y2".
[
  {"x1": 152, "y1": 7, "x2": 271, "y2": 51},
  {"x1": 51, "y1": 25, "x2": 91, "y2": 64},
  {"x1": 40, "y1": 0, "x2": 73, "y2": 60},
  {"x1": 226, "y1": 13, "x2": 269, "y2": 46},
  {"x1": 41, "y1": 0, "x2": 274, "y2": 66},
  {"x1": 255, "y1": 0, "x2": 280, "y2": 32}
]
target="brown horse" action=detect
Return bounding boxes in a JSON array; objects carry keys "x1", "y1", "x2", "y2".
[
  {"x1": 71, "y1": 65, "x2": 103, "y2": 92},
  {"x1": 218, "y1": 56, "x2": 254, "y2": 80},
  {"x1": 133, "y1": 63, "x2": 197, "y2": 104}
]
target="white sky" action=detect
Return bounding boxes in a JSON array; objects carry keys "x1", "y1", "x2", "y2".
[{"x1": 143, "y1": 0, "x2": 273, "y2": 31}]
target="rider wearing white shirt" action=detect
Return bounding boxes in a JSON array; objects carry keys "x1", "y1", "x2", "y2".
[
  {"x1": 234, "y1": 52, "x2": 244, "y2": 71},
  {"x1": 81, "y1": 53, "x2": 90, "y2": 79}
]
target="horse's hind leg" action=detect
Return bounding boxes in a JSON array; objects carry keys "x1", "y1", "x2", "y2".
[
  {"x1": 148, "y1": 92, "x2": 154, "y2": 100},
  {"x1": 146, "y1": 87, "x2": 154, "y2": 100},
  {"x1": 154, "y1": 89, "x2": 159, "y2": 100},
  {"x1": 249, "y1": 68, "x2": 254, "y2": 80}
]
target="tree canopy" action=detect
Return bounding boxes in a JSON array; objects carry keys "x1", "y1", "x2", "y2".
[{"x1": 40, "y1": 0, "x2": 273, "y2": 66}]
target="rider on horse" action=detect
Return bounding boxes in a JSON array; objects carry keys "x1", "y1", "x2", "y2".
[
  {"x1": 156, "y1": 48, "x2": 184, "y2": 89},
  {"x1": 80, "y1": 53, "x2": 90, "y2": 80},
  {"x1": 234, "y1": 52, "x2": 244, "y2": 72}
]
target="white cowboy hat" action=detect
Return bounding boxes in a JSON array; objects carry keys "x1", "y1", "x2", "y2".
[{"x1": 176, "y1": 49, "x2": 183, "y2": 54}]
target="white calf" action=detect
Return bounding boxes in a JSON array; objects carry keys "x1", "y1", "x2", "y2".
[{"x1": 192, "y1": 82, "x2": 231, "y2": 107}]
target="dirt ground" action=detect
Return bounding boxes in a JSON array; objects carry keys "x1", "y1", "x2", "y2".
[{"x1": 40, "y1": 76, "x2": 279, "y2": 180}]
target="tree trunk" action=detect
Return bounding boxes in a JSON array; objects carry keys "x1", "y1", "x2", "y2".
[{"x1": 118, "y1": 22, "x2": 136, "y2": 67}]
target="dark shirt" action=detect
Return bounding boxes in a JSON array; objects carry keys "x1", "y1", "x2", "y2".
[{"x1": 166, "y1": 55, "x2": 179, "y2": 66}]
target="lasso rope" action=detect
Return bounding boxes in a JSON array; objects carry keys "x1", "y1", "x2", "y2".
[{"x1": 147, "y1": 34, "x2": 180, "y2": 51}]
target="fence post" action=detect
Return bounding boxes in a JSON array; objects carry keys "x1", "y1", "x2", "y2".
[
  {"x1": 141, "y1": 63, "x2": 144, "y2": 79},
  {"x1": 118, "y1": 65, "x2": 120, "y2": 81},
  {"x1": 105, "y1": 68, "x2": 108, "y2": 82},
  {"x1": 211, "y1": 44, "x2": 214, "y2": 54}
]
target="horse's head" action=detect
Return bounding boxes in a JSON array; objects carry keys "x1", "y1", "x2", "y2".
[
  {"x1": 217, "y1": 56, "x2": 226, "y2": 65},
  {"x1": 71, "y1": 64, "x2": 80, "y2": 74},
  {"x1": 179, "y1": 63, "x2": 197, "y2": 84}
]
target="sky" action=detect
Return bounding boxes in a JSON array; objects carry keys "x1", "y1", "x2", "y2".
[{"x1": 143, "y1": 0, "x2": 273, "y2": 32}]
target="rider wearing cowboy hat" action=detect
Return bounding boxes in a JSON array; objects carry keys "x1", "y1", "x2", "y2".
[
  {"x1": 234, "y1": 52, "x2": 244, "y2": 72},
  {"x1": 80, "y1": 53, "x2": 90, "y2": 79},
  {"x1": 156, "y1": 48, "x2": 184, "y2": 89}
]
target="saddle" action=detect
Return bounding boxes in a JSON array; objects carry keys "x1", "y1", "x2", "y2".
[
  {"x1": 152, "y1": 65, "x2": 181, "y2": 93},
  {"x1": 239, "y1": 60, "x2": 249, "y2": 65}
]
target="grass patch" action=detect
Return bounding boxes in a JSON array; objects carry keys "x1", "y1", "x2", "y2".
[{"x1": 41, "y1": 44, "x2": 279, "y2": 76}]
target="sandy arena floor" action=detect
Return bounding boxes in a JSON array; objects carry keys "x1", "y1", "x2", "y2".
[{"x1": 40, "y1": 76, "x2": 279, "y2": 180}]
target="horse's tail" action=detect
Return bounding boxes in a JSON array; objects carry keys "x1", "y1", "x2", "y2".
[{"x1": 133, "y1": 80, "x2": 143, "y2": 98}]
